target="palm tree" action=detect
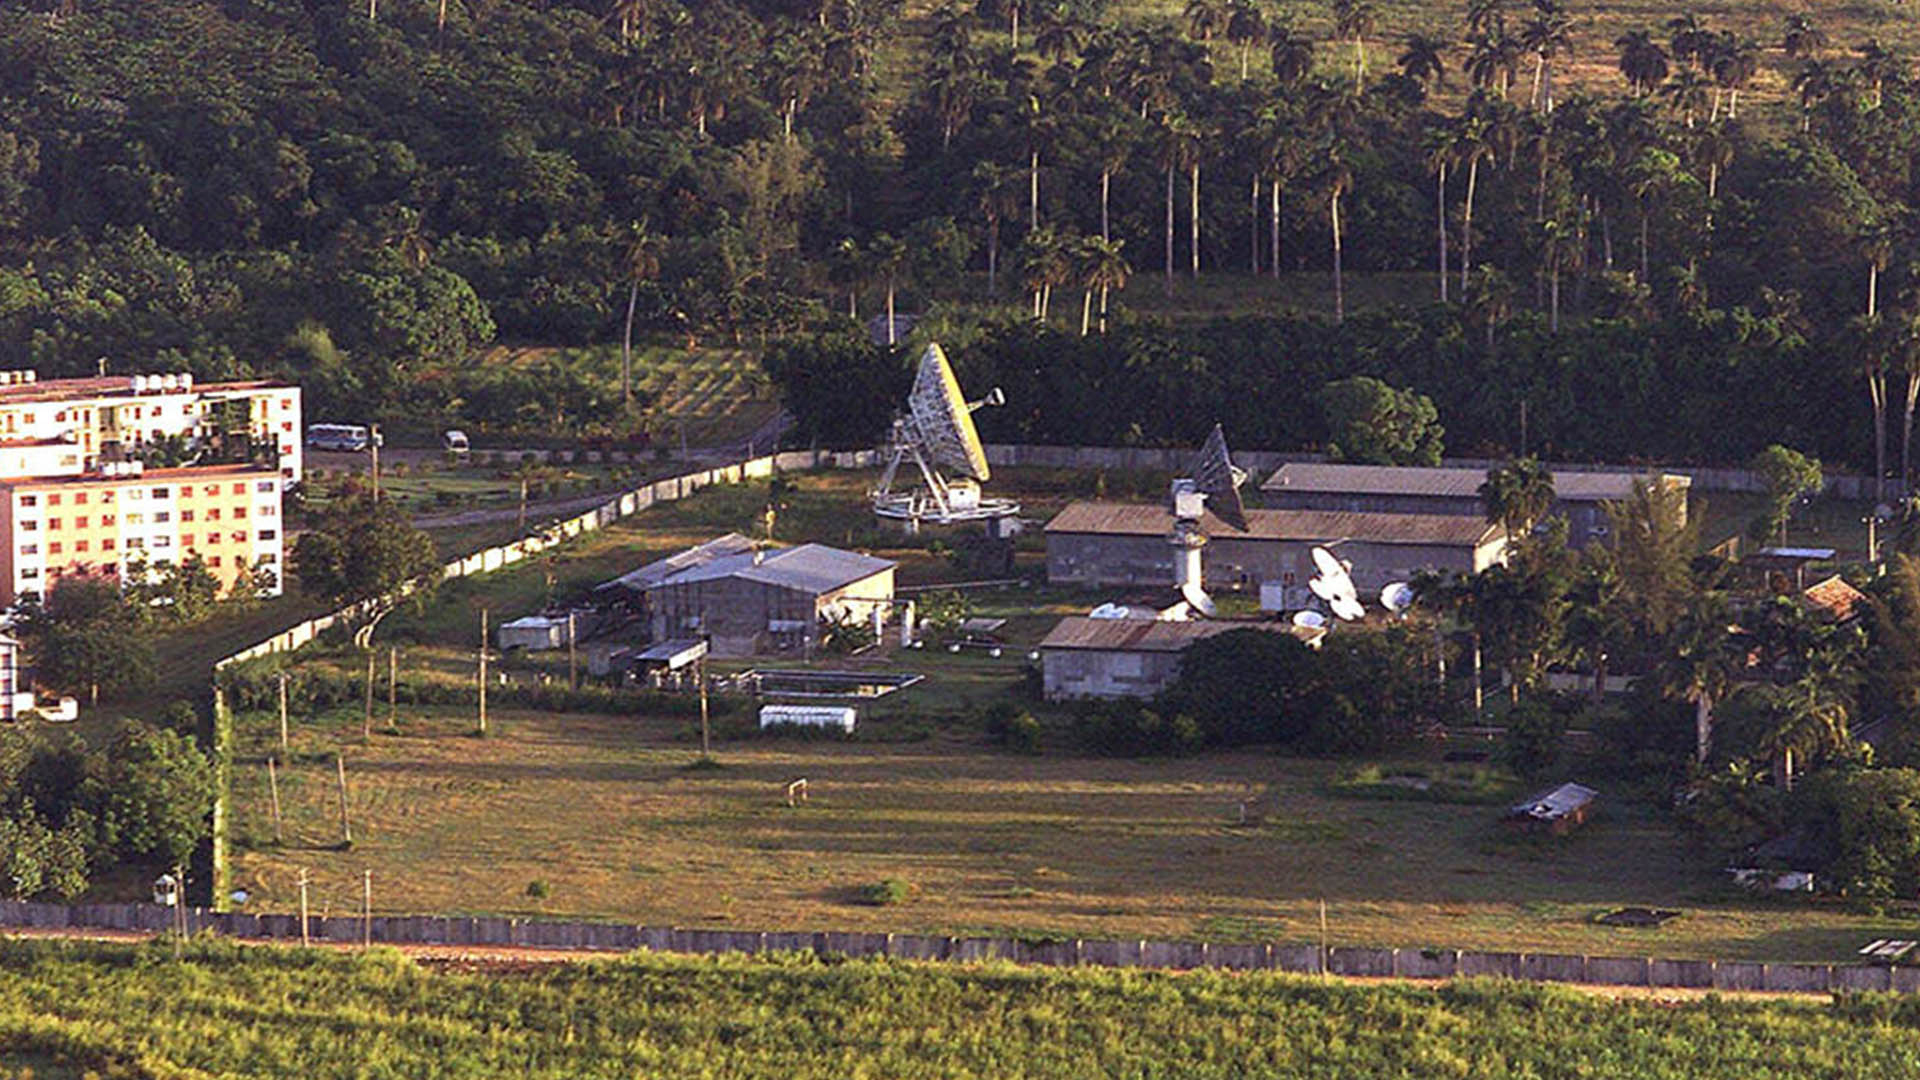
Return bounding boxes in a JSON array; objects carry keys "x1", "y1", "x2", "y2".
[
  {"x1": 1480, "y1": 457, "x2": 1557, "y2": 542},
  {"x1": 1255, "y1": 104, "x2": 1305, "y2": 280},
  {"x1": 1463, "y1": 265, "x2": 1515, "y2": 353},
  {"x1": 1320, "y1": 143, "x2": 1354, "y2": 324},
  {"x1": 1792, "y1": 58, "x2": 1835, "y2": 132},
  {"x1": 1536, "y1": 217, "x2": 1570, "y2": 331},
  {"x1": 1332, "y1": 0, "x2": 1377, "y2": 82},
  {"x1": 1466, "y1": 31, "x2": 1521, "y2": 98},
  {"x1": 1660, "y1": 68, "x2": 1712, "y2": 128},
  {"x1": 1615, "y1": 29, "x2": 1669, "y2": 95},
  {"x1": 829, "y1": 236, "x2": 865, "y2": 320},
  {"x1": 1665, "y1": 13, "x2": 1711, "y2": 71},
  {"x1": 1708, "y1": 36, "x2": 1758, "y2": 119},
  {"x1": 1185, "y1": 0, "x2": 1228, "y2": 43},
  {"x1": 1859, "y1": 218, "x2": 1894, "y2": 319},
  {"x1": 1604, "y1": 473, "x2": 1700, "y2": 640},
  {"x1": 1520, "y1": 1, "x2": 1573, "y2": 111},
  {"x1": 1005, "y1": 0, "x2": 1026, "y2": 50},
  {"x1": 1225, "y1": 0, "x2": 1268, "y2": 80},
  {"x1": 1155, "y1": 111, "x2": 1202, "y2": 295},
  {"x1": 1625, "y1": 147, "x2": 1684, "y2": 283},
  {"x1": 972, "y1": 161, "x2": 1021, "y2": 297},
  {"x1": 1185, "y1": 114, "x2": 1216, "y2": 279},
  {"x1": 620, "y1": 222, "x2": 664, "y2": 408},
  {"x1": 1091, "y1": 110, "x2": 1137, "y2": 243},
  {"x1": 1748, "y1": 672, "x2": 1853, "y2": 790},
  {"x1": 871, "y1": 233, "x2": 909, "y2": 346},
  {"x1": 1396, "y1": 32, "x2": 1448, "y2": 91},
  {"x1": 1562, "y1": 556, "x2": 1626, "y2": 701},
  {"x1": 1268, "y1": 22, "x2": 1316, "y2": 88},
  {"x1": 1465, "y1": 0, "x2": 1507, "y2": 39},
  {"x1": 1852, "y1": 313, "x2": 1896, "y2": 503},
  {"x1": 1454, "y1": 108, "x2": 1493, "y2": 292},
  {"x1": 1897, "y1": 309, "x2": 1920, "y2": 490},
  {"x1": 1857, "y1": 38, "x2": 1904, "y2": 110},
  {"x1": 1020, "y1": 226, "x2": 1070, "y2": 321},
  {"x1": 1034, "y1": 14, "x2": 1088, "y2": 64},
  {"x1": 1423, "y1": 122, "x2": 1458, "y2": 302},
  {"x1": 1781, "y1": 13, "x2": 1827, "y2": 61},
  {"x1": 1653, "y1": 594, "x2": 1742, "y2": 763},
  {"x1": 1078, "y1": 236, "x2": 1132, "y2": 334}
]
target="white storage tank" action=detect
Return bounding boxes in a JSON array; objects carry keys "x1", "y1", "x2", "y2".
[{"x1": 759, "y1": 704, "x2": 856, "y2": 734}]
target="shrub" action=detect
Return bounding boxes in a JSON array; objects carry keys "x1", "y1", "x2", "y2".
[
  {"x1": 525, "y1": 879, "x2": 550, "y2": 899},
  {"x1": 858, "y1": 879, "x2": 911, "y2": 906},
  {"x1": 982, "y1": 703, "x2": 1042, "y2": 754},
  {"x1": 1073, "y1": 704, "x2": 1202, "y2": 757},
  {"x1": 1501, "y1": 699, "x2": 1569, "y2": 781}
]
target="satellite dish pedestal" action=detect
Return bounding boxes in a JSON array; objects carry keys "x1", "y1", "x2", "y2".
[{"x1": 872, "y1": 343, "x2": 1020, "y2": 530}]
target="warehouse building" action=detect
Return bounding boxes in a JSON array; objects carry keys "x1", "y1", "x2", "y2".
[
  {"x1": 1260, "y1": 464, "x2": 1689, "y2": 546},
  {"x1": 1038, "y1": 616, "x2": 1322, "y2": 700},
  {"x1": 1044, "y1": 502, "x2": 1505, "y2": 597},
  {"x1": 602, "y1": 536, "x2": 896, "y2": 657}
]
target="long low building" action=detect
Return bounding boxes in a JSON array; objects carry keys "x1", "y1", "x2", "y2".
[
  {"x1": 1039, "y1": 616, "x2": 1320, "y2": 700},
  {"x1": 1260, "y1": 463, "x2": 1689, "y2": 546},
  {"x1": 1044, "y1": 501, "x2": 1505, "y2": 596}
]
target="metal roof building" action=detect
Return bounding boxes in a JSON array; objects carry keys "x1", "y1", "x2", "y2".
[
  {"x1": 1260, "y1": 464, "x2": 1690, "y2": 546},
  {"x1": 1038, "y1": 616, "x2": 1322, "y2": 700}
]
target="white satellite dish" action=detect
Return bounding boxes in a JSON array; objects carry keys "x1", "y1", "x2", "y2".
[
  {"x1": 1180, "y1": 580, "x2": 1219, "y2": 618},
  {"x1": 1291, "y1": 610, "x2": 1327, "y2": 629},
  {"x1": 872, "y1": 344, "x2": 1020, "y2": 527},
  {"x1": 1088, "y1": 603, "x2": 1130, "y2": 620},
  {"x1": 1308, "y1": 545, "x2": 1365, "y2": 622},
  {"x1": 1380, "y1": 582, "x2": 1415, "y2": 614}
]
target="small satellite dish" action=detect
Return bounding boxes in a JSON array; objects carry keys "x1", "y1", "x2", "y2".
[
  {"x1": 1088, "y1": 603, "x2": 1131, "y2": 620},
  {"x1": 1308, "y1": 545, "x2": 1365, "y2": 622},
  {"x1": 1291, "y1": 610, "x2": 1327, "y2": 629},
  {"x1": 1380, "y1": 582, "x2": 1414, "y2": 614}
]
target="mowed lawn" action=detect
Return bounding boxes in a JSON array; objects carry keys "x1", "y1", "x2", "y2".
[{"x1": 226, "y1": 704, "x2": 1904, "y2": 963}]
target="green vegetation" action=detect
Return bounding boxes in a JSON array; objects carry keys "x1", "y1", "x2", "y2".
[{"x1": 5, "y1": 939, "x2": 1920, "y2": 1077}]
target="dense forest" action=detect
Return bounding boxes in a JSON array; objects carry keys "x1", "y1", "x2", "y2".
[{"x1": 0, "y1": 0, "x2": 1916, "y2": 466}]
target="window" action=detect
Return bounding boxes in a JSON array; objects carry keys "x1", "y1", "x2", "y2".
[
  {"x1": 101, "y1": 539, "x2": 114, "y2": 551},
  {"x1": 259, "y1": 553, "x2": 276, "y2": 565},
  {"x1": 207, "y1": 509, "x2": 221, "y2": 521},
  {"x1": 257, "y1": 529, "x2": 277, "y2": 541},
  {"x1": 232, "y1": 506, "x2": 246, "y2": 519},
  {"x1": 259, "y1": 504, "x2": 276, "y2": 517},
  {"x1": 126, "y1": 538, "x2": 143, "y2": 550},
  {"x1": 46, "y1": 518, "x2": 59, "y2": 531},
  {"x1": 20, "y1": 568, "x2": 37, "y2": 579},
  {"x1": 231, "y1": 483, "x2": 245, "y2": 495},
  {"x1": 99, "y1": 491, "x2": 113, "y2": 503},
  {"x1": 150, "y1": 487, "x2": 169, "y2": 499},
  {"x1": 47, "y1": 542, "x2": 60, "y2": 555},
  {"x1": 75, "y1": 540, "x2": 88, "y2": 553},
  {"x1": 73, "y1": 493, "x2": 87, "y2": 505},
  {"x1": 207, "y1": 533, "x2": 222, "y2": 546},
  {"x1": 126, "y1": 513, "x2": 143, "y2": 526},
  {"x1": 153, "y1": 536, "x2": 170, "y2": 548},
  {"x1": 74, "y1": 517, "x2": 86, "y2": 528},
  {"x1": 126, "y1": 489, "x2": 142, "y2": 501},
  {"x1": 154, "y1": 511, "x2": 170, "y2": 523},
  {"x1": 20, "y1": 520, "x2": 36, "y2": 531},
  {"x1": 230, "y1": 531, "x2": 247, "y2": 544},
  {"x1": 180, "y1": 510, "x2": 194, "y2": 522},
  {"x1": 18, "y1": 544, "x2": 35, "y2": 556},
  {"x1": 17, "y1": 495, "x2": 33, "y2": 507},
  {"x1": 202, "y1": 485, "x2": 219, "y2": 497},
  {"x1": 46, "y1": 494, "x2": 60, "y2": 506},
  {"x1": 256, "y1": 481, "x2": 275, "y2": 492},
  {"x1": 100, "y1": 515, "x2": 114, "y2": 527}
]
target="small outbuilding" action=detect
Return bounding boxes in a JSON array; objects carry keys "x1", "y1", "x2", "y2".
[
  {"x1": 498, "y1": 615, "x2": 568, "y2": 651},
  {"x1": 1505, "y1": 782, "x2": 1598, "y2": 835}
]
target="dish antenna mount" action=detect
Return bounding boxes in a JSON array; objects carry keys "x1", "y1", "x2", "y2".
[
  {"x1": 872, "y1": 344, "x2": 1021, "y2": 529},
  {"x1": 1166, "y1": 424, "x2": 1250, "y2": 617}
]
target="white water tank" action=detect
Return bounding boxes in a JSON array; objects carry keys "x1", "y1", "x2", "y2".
[
  {"x1": 759, "y1": 705, "x2": 856, "y2": 733},
  {"x1": 131, "y1": 375, "x2": 147, "y2": 393}
]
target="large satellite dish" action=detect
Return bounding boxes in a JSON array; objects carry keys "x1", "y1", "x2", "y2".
[
  {"x1": 1291, "y1": 609, "x2": 1327, "y2": 630},
  {"x1": 1185, "y1": 424, "x2": 1248, "y2": 532},
  {"x1": 1308, "y1": 545, "x2": 1365, "y2": 622},
  {"x1": 872, "y1": 344, "x2": 1020, "y2": 528}
]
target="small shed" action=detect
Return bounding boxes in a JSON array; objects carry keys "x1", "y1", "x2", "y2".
[
  {"x1": 760, "y1": 704, "x2": 856, "y2": 733},
  {"x1": 499, "y1": 615, "x2": 567, "y2": 651},
  {"x1": 1506, "y1": 782, "x2": 1598, "y2": 835},
  {"x1": 636, "y1": 638, "x2": 707, "y2": 672}
]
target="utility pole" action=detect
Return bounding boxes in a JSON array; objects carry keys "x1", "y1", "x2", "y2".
[
  {"x1": 362, "y1": 870, "x2": 373, "y2": 951},
  {"x1": 567, "y1": 611, "x2": 578, "y2": 691},
  {"x1": 477, "y1": 608, "x2": 489, "y2": 736},
  {"x1": 277, "y1": 672, "x2": 289, "y2": 753},
  {"x1": 698, "y1": 657, "x2": 711, "y2": 759},
  {"x1": 267, "y1": 757, "x2": 284, "y2": 845},
  {"x1": 335, "y1": 753, "x2": 352, "y2": 847},
  {"x1": 387, "y1": 646, "x2": 398, "y2": 732},
  {"x1": 362, "y1": 647, "x2": 375, "y2": 743},
  {"x1": 369, "y1": 424, "x2": 382, "y2": 500},
  {"x1": 297, "y1": 868, "x2": 311, "y2": 947}
]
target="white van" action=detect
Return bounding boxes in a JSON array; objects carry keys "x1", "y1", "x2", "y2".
[{"x1": 442, "y1": 429, "x2": 471, "y2": 457}]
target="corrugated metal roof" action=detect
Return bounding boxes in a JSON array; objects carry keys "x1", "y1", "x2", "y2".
[
  {"x1": 1509, "y1": 782, "x2": 1598, "y2": 821},
  {"x1": 1261, "y1": 463, "x2": 1690, "y2": 502},
  {"x1": 599, "y1": 533, "x2": 758, "y2": 593},
  {"x1": 1044, "y1": 501, "x2": 1501, "y2": 547},
  {"x1": 653, "y1": 543, "x2": 894, "y2": 595},
  {"x1": 1039, "y1": 616, "x2": 1321, "y2": 652}
]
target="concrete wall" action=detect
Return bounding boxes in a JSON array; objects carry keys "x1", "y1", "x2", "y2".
[
  {"x1": 1041, "y1": 646, "x2": 1185, "y2": 700},
  {"x1": 7, "y1": 899, "x2": 1907, "y2": 994}
]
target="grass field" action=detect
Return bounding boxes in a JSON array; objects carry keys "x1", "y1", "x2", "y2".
[
  {"x1": 474, "y1": 344, "x2": 781, "y2": 450},
  {"x1": 6, "y1": 939, "x2": 1920, "y2": 1079}
]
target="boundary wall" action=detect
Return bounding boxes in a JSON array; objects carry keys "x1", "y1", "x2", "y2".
[{"x1": 0, "y1": 901, "x2": 1907, "y2": 995}]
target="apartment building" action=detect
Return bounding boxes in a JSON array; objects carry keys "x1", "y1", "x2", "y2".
[
  {"x1": 0, "y1": 370, "x2": 303, "y2": 484},
  {"x1": 0, "y1": 462, "x2": 286, "y2": 605}
]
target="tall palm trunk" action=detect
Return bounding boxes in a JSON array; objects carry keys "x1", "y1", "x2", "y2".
[
  {"x1": 1695, "y1": 693, "x2": 1713, "y2": 763},
  {"x1": 885, "y1": 277, "x2": 897, "y2": 345},
  {"x1": 1460, "y1": 155, "x2": 1479, "y2": 291},
  {"x1": 1270, "y1": 180, "x2": 1282, "y2": 279},
  {"x1": 1010, "y1": 7, "x2": 1019, "y2": 49},
  {"x1": 1080, "y1": 288, "x2": 1093, "y2": 335},
  {"x1": 1331, "y1": 189, "x2": 1345, "y2": 324},
  {"x1": 1638, "y1": 206, "x2": 1650, "y2": 283},
  {"x1": 1904, "y1": 372, "x2": 1920, "y2": 490},
  {"x1": 1164, "y1": 164, "x2": 1175, "y2": 296},
  {"x1": 1530, "y1": 55, "x2": 1544, "y2": 110},
  {"x1": 1869, "y1": 261, "x2": 1880, "y2": 318},
  {"x1": 1871, "y1": 370, "x2": 1889, "y2": 502},
  {"x1": 1099, "y1": 283, "x2": 1111, "y2": 332},
  {"x1": 1436, "y1": 162, "x2": 1448, "y2": 302},
  {"x1": 622, "y1": 280, "x2": 639, "y2": 405},
  {"x1": 1190, "y1": 161, "x2": 1202, "y2": 278},
  {"x1": 1029, "y1": 150, "x2": 1040, "y2": 228},
  {"x1": 1100, "y1": 170, "x2": 1111, "y2": 241},
  {"x1": 1250, "y1": 175, "x2": 1261, "y2": 273}
]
